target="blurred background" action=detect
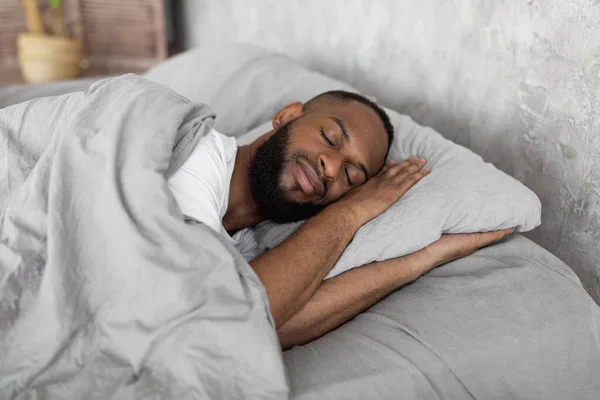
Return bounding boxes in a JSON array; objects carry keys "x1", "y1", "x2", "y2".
[{"x1": 0, "y1": 0, "x2": 181, "y2": 85}]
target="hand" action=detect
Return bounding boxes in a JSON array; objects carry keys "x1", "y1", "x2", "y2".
[
  {"x1": 335, "y1": 157, "x2": 430, "y2": 227},
  {"x1": 417, "y1": 228, "x2": 516, "y2": 268}
]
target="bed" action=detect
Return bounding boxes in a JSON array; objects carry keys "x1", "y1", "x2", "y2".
[{"x1": 1, "y1": 43, "x2": 599, "y2": 399}]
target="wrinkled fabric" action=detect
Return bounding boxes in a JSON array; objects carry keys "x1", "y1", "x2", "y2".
[
  {"x1": 0, "y1": 75, "x2": 288, "y2": 399},
  {"x1": 285, "y1": 235, "x2": 600, "y2": 400}
]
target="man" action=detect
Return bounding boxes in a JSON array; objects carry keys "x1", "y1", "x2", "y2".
[{"x1": 168, "y1": 90, "x2": 513, "y2": 350}]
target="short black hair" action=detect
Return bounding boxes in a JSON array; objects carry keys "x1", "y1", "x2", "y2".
[{"x1": 304, "y1": 90, "x2": 394, "y2": 159}]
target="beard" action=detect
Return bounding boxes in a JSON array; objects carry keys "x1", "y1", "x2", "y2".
[{"x1": 248, "y1": 121, "x2": 325, "y2": 223}]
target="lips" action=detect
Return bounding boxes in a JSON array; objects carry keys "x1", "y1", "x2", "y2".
[{"x1": 296, "y1": 160, "x2": 325, "y2": 198}]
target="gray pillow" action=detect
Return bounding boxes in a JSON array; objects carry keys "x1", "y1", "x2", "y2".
[{"x1": 243, "y1": 110, "x2": 541, "y2": 279}]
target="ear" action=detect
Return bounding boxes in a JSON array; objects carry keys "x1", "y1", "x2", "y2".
[{"x1": 272, "y1": 102, "x2": 304, "y2": 129}]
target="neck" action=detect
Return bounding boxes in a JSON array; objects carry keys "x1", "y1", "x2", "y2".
[
  {"x1": 223, "y1": 128, "x2": 277, "y2": 233},
  {"x1": 222, "y1": 143, "x2": 263, "y2": 234}
]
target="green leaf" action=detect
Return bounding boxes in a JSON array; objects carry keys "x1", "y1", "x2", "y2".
[{"x1": 49, "y1": 0, "x2": 62, "y2": 9}]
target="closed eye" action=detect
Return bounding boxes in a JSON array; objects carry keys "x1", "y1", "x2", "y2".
[
  {"x1": 345, "y1": 165, "x2": 352, "y2": 185},
  {"x1": 321, "y1": 129, "x2": 334, "y2": 147}
]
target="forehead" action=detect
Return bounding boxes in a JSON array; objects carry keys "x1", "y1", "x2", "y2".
[{"x1": 315, "y1": 101, "x2": 388, "y2": 174}]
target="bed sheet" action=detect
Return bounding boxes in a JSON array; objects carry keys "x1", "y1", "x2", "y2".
[
  {"x1": 284, "y1": 234, "x2": 600, "y2": 399},
  {"x1": 0, "y1": 76, "x2": 107, "y2": 109}
]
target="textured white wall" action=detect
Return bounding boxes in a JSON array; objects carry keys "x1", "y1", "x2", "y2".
[{"x1": 179, "y1": 0, "x2": 600, "y2": 303}]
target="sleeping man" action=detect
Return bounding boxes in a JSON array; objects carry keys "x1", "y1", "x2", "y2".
[{"x1": 168, "y1": 90, "x2": 514, "y2": 350}]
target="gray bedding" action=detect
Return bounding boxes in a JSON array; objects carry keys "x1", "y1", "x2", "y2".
[
  {"x1": 285, "y1": 234, "x2": 600, "y2": 399},
  {"x1": 0, "y1": 76, "x2": 106, "y2": 109},
  {"x1": 0, "y1": 75, "x2": 287, "y2": 399},
  {"x1": 1, "y1": 43, "x2": 599, "y2": 399}
]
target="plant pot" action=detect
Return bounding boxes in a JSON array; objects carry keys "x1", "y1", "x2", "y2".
[{"x1": 17, "y1": 33, "x2": 82, "y2": 83}]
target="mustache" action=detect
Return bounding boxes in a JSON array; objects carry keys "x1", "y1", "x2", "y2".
[{"x1": 290, "y1": 152, "x2": 328, "y2": 200}]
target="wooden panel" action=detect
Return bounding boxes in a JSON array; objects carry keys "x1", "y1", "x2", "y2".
[
  {"x1": 0, "y1": 0, "x2": 167, "y2": 73},
  {"x1": 79, "y1": 0, "x2": 167, "y2": 67},
  {"x1": 0, "y1": 0, "x2": 26, "y2": 68}
]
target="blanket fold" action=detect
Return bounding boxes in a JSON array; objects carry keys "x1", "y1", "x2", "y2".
[{"x1": 0, "y1": 75, "x2": 288, "y2": 400}]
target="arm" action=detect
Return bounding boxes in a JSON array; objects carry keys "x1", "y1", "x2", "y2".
[
  {"x1": 250, "y1": 158, "x2": 430, "y2": 328},
  {"x1": 250, "y1": 201, "x2": 360, "y2": 329},
  {"x1": 277, "y1": 228, "x2": 515, "y2": 350},
  {"x1": 277, "y1": 251, "x2": 427, "y2": 350}
]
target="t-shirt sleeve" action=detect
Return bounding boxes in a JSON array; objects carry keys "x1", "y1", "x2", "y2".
[{"x1": 167, "y1": 130, "x2": 227, "y2": 233}]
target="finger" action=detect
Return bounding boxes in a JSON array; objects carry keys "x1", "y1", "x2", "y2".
[
  {"x1": 489, "y1": 228, "x2": 515, "y2": 240},
  {"x1": 477, "y1": 228, "x2": 515, "y2": 247},
  {"x1": 379, "y1": 160, "x2": 397, "y2": 174},
  {"x1": 395, "y1": 166, "x2": 431, "y2": 192},
  {"x1": 390, "y1": 159, "x2": 427, "y2": 179},
  {"x1": 378, "y1": 159, "x2": 400, "y2": 175},
  {"x1": 381, "y1": 158, "x2": 420, "y2": 176},
  {"x1": 386, "y1": 158, "x2": 423, "y2": 175}
]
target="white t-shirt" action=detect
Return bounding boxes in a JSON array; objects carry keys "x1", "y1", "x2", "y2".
[{"x1": 168, "y1": 129, "x2": 259, "y2": 261}]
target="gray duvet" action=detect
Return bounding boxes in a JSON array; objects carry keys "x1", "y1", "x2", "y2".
[{"x1": 0, "y1": 75, "x2": 288, "y2": 399}]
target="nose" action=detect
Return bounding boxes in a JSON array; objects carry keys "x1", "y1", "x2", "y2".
[{"x1": 318, "y1": 151, "x2": 344, "y2": 182}]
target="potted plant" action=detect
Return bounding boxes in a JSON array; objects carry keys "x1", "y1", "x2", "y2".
[{"x1": 17, "y1": 0, "x2": 83, "y2": 83}]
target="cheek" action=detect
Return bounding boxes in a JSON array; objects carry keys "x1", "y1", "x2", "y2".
[
  {"x1": 279, "y1": 161, "x2": 303, "y2": 195},
  {"x1": 279, "y1": 162, "x2": 296, "y2": 190},
  {"x1": 279, "y1": 161, "x2": 317, "y2": 202}
]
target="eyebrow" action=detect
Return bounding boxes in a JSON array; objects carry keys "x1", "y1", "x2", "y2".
[{"x1": 330, "y1": 116, "x2": 369, "y2": 180}]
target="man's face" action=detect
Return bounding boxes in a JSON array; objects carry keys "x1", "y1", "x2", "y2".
[{"x1": 249, "y1": 101, "x2": 388, "y2": 223}]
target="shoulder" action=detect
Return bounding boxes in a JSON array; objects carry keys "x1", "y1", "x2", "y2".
[
  {"x1": 167, "y1": 129, "x2": 237, "y2": 231},
  {"x1": 190, "y1": 129, "x2": 236, "y2": 166}
]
